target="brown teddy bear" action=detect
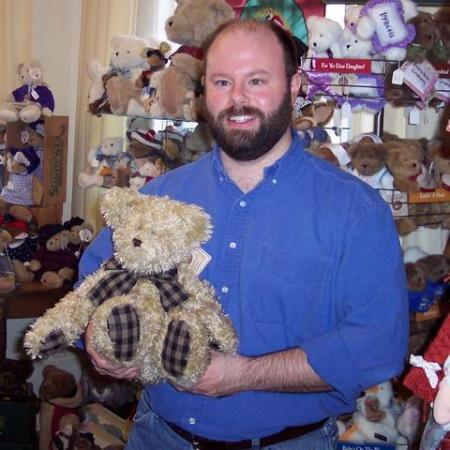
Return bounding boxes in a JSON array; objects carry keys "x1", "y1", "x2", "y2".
[
  {"x1": 385, "y1": 139, "x2": 424, "y2": 193},
  {"x1": 405, "y1": 262, "x2": 427, "y2": 292},
  {"x1": 0, "y1": 357, "x2": 34, "y2": 395},
  {"x1": 25, "y1": 188, "x2": 238, "y2": 388},
  {"x1": 430, "y1": 7, "x2": 450, "y2": 64},
  {"x1": 157, "y1": 0, "x2": 235, "y2": 120},
  {"x1": 407, "y1": 12, "x2": 441, "y2": 63},
  {"x1": 38, "y1": 364, "x2": 83, "y2": 450}
]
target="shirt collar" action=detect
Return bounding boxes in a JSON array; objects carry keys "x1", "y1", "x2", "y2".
[{"x1": 211, "y1": 129, "x2": 304, "y2": 181}]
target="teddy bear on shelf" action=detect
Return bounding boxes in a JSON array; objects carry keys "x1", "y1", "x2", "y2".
[
  {"x1": 348, "y1": 135, "x2": 394, "y2": 190},
  {"x1": 0, "y1": 358, "x2": 34, "y2": 396},
  {"x1": 406, "y1": 12, "x2": 441, "y2": 63},
  {"x1": 78, "y1": 137, "x2": 132, "y2": 189},
  {"x1": 14, "y1": 230, "x2": 79, "y2": 288},
  {"x1": 0, "y1": 61, "x2": 55, "y2": 125},
  {"x1": 38, "y1": 364, "x2": 83, "y2": 450},
  {"x1": 87, "y1": 34, "x2": 149, "y2": 116},
  {"x1": 129, "y1": 157, "x2": 167, "y2": 191},
  {"x1": 339, "y1": 380, "x2": 404, "y2": 445},
  {"x1": 156, "y1": 0, "x2": 235, "y2": 121},
  {"x1": 1, "y1": 146, "x2": 43, "y2": 206},
  {"x1": 356, "y1": 0, "x2": 417, "y2": 61},
  {"x1": 24, "y1": 188, "x2": 238, "y2": 388}
]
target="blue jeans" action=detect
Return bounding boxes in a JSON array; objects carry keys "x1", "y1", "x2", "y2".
[{"x1": 125, "y1": 394, "x2": 338, "y2": 450}]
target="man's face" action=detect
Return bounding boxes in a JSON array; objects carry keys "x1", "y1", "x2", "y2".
[{"x1": 204, "y1": 28, "x2": 297, "y2": 161}]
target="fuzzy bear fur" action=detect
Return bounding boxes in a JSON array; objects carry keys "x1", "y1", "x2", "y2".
[{"x1": 24, "y1": 188, "x2": 237, "y2": 387}]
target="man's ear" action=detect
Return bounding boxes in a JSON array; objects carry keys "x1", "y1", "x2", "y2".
[{"x1": 290, "y1": 72, "x2": 302, "y2": 105}]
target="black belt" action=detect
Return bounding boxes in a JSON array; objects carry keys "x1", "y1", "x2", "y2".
[{"x1": 166, "y1": 418, "x2": 328, "y2": 450}]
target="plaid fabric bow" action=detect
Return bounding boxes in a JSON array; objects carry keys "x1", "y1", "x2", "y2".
[{"x1": 88, "y1": 257, "x2": 190, "y2": 311}]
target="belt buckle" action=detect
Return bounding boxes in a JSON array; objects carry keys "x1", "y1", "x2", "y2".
[{"x1": 192, "y1": 438, "x2": 201, "y2": 450}]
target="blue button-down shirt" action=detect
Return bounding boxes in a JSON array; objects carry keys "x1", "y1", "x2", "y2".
[{"x1": 79, "y1": 131, "x2": 408, "y2": 441}]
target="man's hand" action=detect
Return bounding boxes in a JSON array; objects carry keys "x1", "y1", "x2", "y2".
[
  {"x1": 85, "y1": 320, "x2": 140, "y2": 380},
  {"x1": 178, "y1": 351, "x2": 249, "y2": 397}
]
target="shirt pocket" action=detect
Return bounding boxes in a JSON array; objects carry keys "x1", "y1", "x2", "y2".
[{"x1": 250, "y1": 244, "x2": 330, "y2": 326}]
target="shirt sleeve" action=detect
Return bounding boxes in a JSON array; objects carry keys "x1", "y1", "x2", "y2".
[{"x1": 301, "y1": 199, "x2": 409, "y2": 402}]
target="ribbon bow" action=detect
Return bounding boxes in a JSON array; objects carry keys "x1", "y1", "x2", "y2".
[
  {"x1": 88, "y1": 257, "x2": 190, "y2": 311},
  {"x1": 409, "y1": 354, "x2": 442, "y2": 388}
]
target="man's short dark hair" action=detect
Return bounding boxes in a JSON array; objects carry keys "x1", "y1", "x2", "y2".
[{"x1": 203, "y1": 19, "x2": 299, "y2": 82}]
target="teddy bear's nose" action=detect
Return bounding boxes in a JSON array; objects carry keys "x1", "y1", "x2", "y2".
[
  {"x1": 313, "y1": 42, "x2": 317, "y2": 47},
  {"x1": 133, "y1": 238, "x2": 142, "y2": 247},
  {"x1": 346, "y1": 44, "x2": 351, "y2": 49},
  {"x1": 167, "y1": 19, "x2": 173, "y2": 27}
]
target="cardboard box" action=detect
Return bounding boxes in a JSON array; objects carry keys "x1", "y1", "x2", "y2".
[{"x1": 5, "y1": 116, "x2": 68, "y2": 207}]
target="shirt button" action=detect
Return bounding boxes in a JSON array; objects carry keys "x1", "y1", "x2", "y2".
[
  {"x1": 221, "y1": 286, "x2": 229, "y2": 293},
  {"x1": 229, "y1": 242, "x2": 237, "y2": 249},
  {"x1": 239, "y1": 200, "x2": 247, "y2": 207},
  {"x1": 272, "y1": 179, "x2": 278, "y2": 184},
  {"x1": 188, "y1": 417, "x2": 196, "y2": 425}
]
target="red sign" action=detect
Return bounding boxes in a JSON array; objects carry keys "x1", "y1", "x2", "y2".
[
  {"x1": 433, "y1": 64, "x2": 450, "y2": 79},
  {"x1": 313, "y1": 58, "x2": 372, "y2": 74}
]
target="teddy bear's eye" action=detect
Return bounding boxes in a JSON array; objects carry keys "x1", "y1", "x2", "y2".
[
  {"x1": 319, "y1": 34, "x2": 323, "y2": 37},
  {"x1": 127, "y1": 50, "x2": 130, "y2": 54},
  {"x1": 354, "y1": 40, "x2": 358, "y2": 43}
]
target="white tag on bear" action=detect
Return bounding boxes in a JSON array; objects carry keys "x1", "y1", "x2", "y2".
[
  {"x1": 392, "y1": 68, "x2": 404, "y2": 85},
  {"x1": 188, "y1": 247, "x2": 211, "y2": 276},
  {"x1": 30, "y1": 89, "x2": 40, "y2": 100},
  {"x1": 409, "y1": 107, "x2": 421, "y2": 125}
]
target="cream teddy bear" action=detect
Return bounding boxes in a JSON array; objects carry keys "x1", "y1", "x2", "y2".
[{"x1": 24, "y1": 188, "x2": 238, "y2": 387}]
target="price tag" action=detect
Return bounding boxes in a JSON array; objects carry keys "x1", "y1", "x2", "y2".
[
  {"x1": 409, "y1": 107, "x2": 420, "y2": 125},
  {"x1": 341, "y1": 101, "x2": 352, "y2": 128},
  {"x1": 79, "y1": 229, "x2": 93, "y2": 243},
  {"x1": 30, "y1": 89, "x2": 40, "y2": 100},
  {"x1": 20, "y1": 130, "x2": 30, "y2": 144},
  {"x1": 392, "y1": 68, "x2": 404, "y2": 85}
]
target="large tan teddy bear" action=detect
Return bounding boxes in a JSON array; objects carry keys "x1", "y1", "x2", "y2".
[
  {"x1": 156, "y1": 0, "x2": 235, "y2": 121},
  {"x1": 24, "y1": 188, "x2": 237, "y2": 388}
]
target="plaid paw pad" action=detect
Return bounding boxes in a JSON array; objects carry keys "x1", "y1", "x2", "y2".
[
  {"x1": 41, "y1": 329, "x2": 66, "y2": 357},
  {"x1": 107, "y1": 304, "x2": 140, "y2": 361},
  {"x1": 162, "y1": 320, "x2": 191, "y2": 377}
]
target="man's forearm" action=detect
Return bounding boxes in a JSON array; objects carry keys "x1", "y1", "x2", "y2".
[{"x1": 242, "y1": 347, "x2": 331, "y2": 393}]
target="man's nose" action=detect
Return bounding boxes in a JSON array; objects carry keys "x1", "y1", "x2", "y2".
[{"x1": 230, "y1": 82, "x2": 248, "y2": 106}]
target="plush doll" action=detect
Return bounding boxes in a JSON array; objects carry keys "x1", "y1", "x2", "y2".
[
  {"x1": 405, "y1": 314, "x2": 450, "y2": 450},
  {"x1": 356, "y1": 0, "x2": 417, "y2": 61},
  {"x1": 24, "y1": 188, "x2": 238, "y2": 388},
  {"x1": 406, "y1": 12, "x2": 441, "y2": 63},
  {"x1": 348, "y1": 136, "x2": 393, "y2": 189},
  {"x1": 345, "y1": 5, "x2": 363, "y2": 33},
  {"x1": 339, "y1": 380, "x2": 403, "y2": 445},
  {"x1": 129, "y1": 157, "x2": 167, "y2": 191},
  {"x1": 78, "y1": 137, "x2": 132, "y2": 189},
  {"x1": 1, "y1": 146, "x2": 43, "y2": 205},
  {"x1": 61, "y1": 217, "x2": 94, "y2": 260},
  {"x1": 313, "y1": 143, "x2": 352, "y2": 172},
  {"x1": 0, "y1": 357, "x2": 34, "y2": 396},
  {"x1": 21, "y1": 124, "x2": 45, "y2": 182},
  {"x1": 0, "y1": 61, "x2": 55, "y2": 125},
  {"x1": 157, "y1": 0, "x2": 235, "y2": 120},
  {"x1": 38, "y1": 364, "x2": 83, "y2": 450},
  {"x1": 305, "y1": 16, "x2": 342, "y2": 60},
  {"x1": 430, "y1": 7, "x2": 450, "y2": 64},
  {"x1": 0, "y1": 229, "x2": 16, "y2": 293},
  {"x1": 384, "y1": 138, "x2": 424, "y2": 193},
  {"x1": 182, "y1": 122, "x2": 214, "y2": 163},
  {"x1": 87, "y1": 34, "x2": 149, "y2": 116},
  {"x1": 335, "y1": 27, "x2": 373, "y2": 59}
]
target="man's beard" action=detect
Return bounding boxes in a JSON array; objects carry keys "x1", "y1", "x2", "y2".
[{"x1": 205, "y1": 90, "x2": 293, "y2": 161}]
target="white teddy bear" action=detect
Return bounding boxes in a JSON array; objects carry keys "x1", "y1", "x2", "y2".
[
  {"x1": 87, "y1": 34, "x2": 149, "y2": 115},
  {"x1": 306, "y1": 16, "x2": 343, "y2": 60}
]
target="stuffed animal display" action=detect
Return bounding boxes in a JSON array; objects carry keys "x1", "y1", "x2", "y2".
[
  {"x1": 38, "y1": 364, "x2": 83, "y2": 450},
  {"x1": 0, "y1": 61, "x2": 55, "y2": 126},
  {"x1": 24, "y1": 188, "x2": 238, "y2": 387}
]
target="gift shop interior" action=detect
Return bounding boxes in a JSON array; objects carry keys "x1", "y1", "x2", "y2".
[{"x1": 0, "y1": 0, "x2": 449, "y2": 449}]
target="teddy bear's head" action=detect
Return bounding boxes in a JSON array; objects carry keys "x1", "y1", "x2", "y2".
[
  {"x1": 101, "y1": 187, "x2": 212, "y2": 273},
  {"x1": 142, "y1": 41, "x2": 171, "y2": 70},
  {"x1": 46, "y1": 232, "x2": 69, "y2": 252},
  {"x1": 385, "y1": 140, "x2": 423, "y2": 178},
  {"x1": 348, "y1": 139, "x2": 386, "y2": 176},
  {"x1": 100, "y1": 137, "x2": 124, "y2": 157},
  {"x1": 17, "y1": 60, "x2": 44, "y2": 86},
  {"x1": 109, "y1": 34, "x2": 148, "y2": 70},
  {"x1": 405, "y1": 262, "x2": 427, "y2": 291},
  {"x1": 345, "y1": 5, "x2": 363, "y2": 32},
  {"x1": 407, "y1": 12, "x2": 440, "y2": 62},
  {"x1": 435, "y1": 7, "x2": 450, "y2": 49},
  {"x1": 39, "y1": 365, "x2": 77, "y2": 401},
  {"x1": 7, "y1": 147, "x2": 40, "y2": 175},
  {"x1": 127, "y1": 129, "x2": 162, "y2": 160},
  {"x1": 340, "y1": 27, "x2": 372, "y2": 58},
  {"x1": 416, "y1": 254, "x2": 450, "y2": 283},
  {"x1": 307, "y1": 16, "x2": 343, "y2": 53},
  {"x1": 165, "y1": 0, "x2": 235, "y2": 47}
]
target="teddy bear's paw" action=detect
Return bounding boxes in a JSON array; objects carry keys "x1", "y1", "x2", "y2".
[
  {"x1": 19, "y1": 105, "x2": 42, "y2": 123},
  {"x1": 24, "y1": 328, "x2": 67, "y2": 359},
  {"x1": 105, "y1": 304, "x2": 141, "y2": 361},
  {"x1": 0, "y1": 109, "x2": 19, "y2": 122},
  {"x1": 41, "y1": 271, "x2": 63, "y2": 289}
]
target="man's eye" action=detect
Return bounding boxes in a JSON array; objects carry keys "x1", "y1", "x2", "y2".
[
  {"x1": 214, "y1": 80, "x2": 229, "y2": 87},
  {"x1": 249, "y1": 79, "x2": 264, "y2": 86}
]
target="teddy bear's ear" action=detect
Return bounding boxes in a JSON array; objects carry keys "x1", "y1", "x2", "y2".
[
  {"x1": 178, "y1": 203, "x2": 212, "y2": 245},
  {"x1": 160, "y1": 41, "x2": 171, "y2": 55},
  {"x1": 16, "y1": 63, "x2": 25, "y2": 75},
  {"x1": 101, "y1": 187, "x2": 139, "y2": 228}
]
